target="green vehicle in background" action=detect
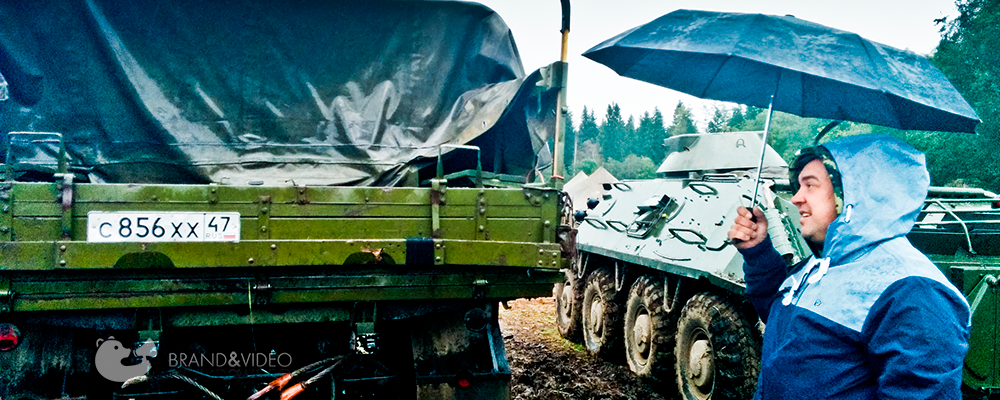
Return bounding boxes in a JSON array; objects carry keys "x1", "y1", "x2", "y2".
[
  {"x1": 908, "y1": 186, "x2": 1000, "y2": 399},
  {"x1": 558, "y1": 132, "x2": 1000, "y2": 399},
  {"x1": 0, "y1": 1, "x2": 573, "y2": 399}
]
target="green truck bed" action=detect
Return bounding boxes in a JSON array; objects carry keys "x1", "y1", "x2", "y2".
[{"x1": 0, "y1": 181, "x2": 562, "y2": 313}]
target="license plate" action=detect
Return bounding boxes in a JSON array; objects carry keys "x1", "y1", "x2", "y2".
[{"x1": 87, "y1": 212, "x2": 241, "y2": 242}]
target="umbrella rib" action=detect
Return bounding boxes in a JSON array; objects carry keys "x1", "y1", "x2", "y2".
[
  {"x1": 854, "y1": 32, "x2": 881, "y2": 87},
  {"x1": 698, "y1": 14, "x2": 760, "y2": 98},
  {"x1": 853, "y1": 34, "x2": 903, "y2": 128},
  {"x1": 696, "y1": 56, "x2": 730, "y2": 99},
  {"x1": 698, "y1": 13, "x2": 758, "y2": 100}
]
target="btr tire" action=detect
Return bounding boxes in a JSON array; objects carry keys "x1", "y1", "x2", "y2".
[
  {"x1": 555, "y1": 270, "x2": 583, "y2": 342},
  {"x1": 581, "y1": 267, "x2": 622, "y2": 359},
  {"x1": 624, "y1": 275, "x2": 678, "y2": 380},
  {"x1": 675, "y1": 293, "x2": 760, "y2": 400}
]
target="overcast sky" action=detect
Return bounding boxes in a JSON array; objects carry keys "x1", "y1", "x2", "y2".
[{"x1": 478, "y1": 0, "x2": 960, "y2": 128}]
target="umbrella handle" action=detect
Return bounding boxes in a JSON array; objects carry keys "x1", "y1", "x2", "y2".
[{"x1": 727, "y1": 212, "x2": 758, "y2": 246}]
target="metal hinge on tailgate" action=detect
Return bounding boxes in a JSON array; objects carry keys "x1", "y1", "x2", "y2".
[
  {"x1": 252, "y1": 278, "x2": 272, "y2": 306},
  {"x1": 0, "y1": 278, "x2": 12, "y2": 313},
  {"x1": 257, "y1": 195, "x2": 271, "y2": 239},
  {"x1": 0, "y1": 182, "x2": 11, "y2": 241},
  {"x1": 430, "y1": 178, "x2": 445, "y2": 238},
  {"x1": 289, "y1": 180, "x2": 309, "y2": 205},
  {"x1": 472, "y1": 278, "x2": 490, "y2": 300},
  {"x1": 431, "y1": 145, "x2": 483, "y2": 239},
  {"x1": 55, "y1": 173, "x2": 74, "y2": 239}
]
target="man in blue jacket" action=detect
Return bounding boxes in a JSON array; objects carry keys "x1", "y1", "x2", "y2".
[{"x1": 727, "y1": 134, "x2": 970, "y2": 399}]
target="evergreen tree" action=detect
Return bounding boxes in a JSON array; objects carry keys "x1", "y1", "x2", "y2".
[
  {"x1": 649, "y1": 108, "x2": 667, "y2": 161},
  {"x1": 728, "y1": 106, "x2": 746, "y2": 131},
  {"x1": 666, "y1": 101, "x2": 698, "y2": 137},
  {"x1": 578, "y1": 106, "x2": 600, "y2": 143},
  {"x1": 636, "y1": 109, "x2": 668, "y2": 162},
  {"x1": 707, "y1": 107, "x2": 729, "y2": 133},
  {"x1": 562, "y1": 109, "x2": 576, "y2": 174},
  {"x1": 623, "y1": 115, "x2": 638, "y2": 158},
  {"x1": 600, "y1": 103, "x2": 626, "y2": 160},
  {"x1": 637, "y1": 111, "x2": 655, "y2": 158}
]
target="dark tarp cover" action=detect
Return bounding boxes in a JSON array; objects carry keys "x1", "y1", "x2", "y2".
[{"x1": 0, "y1": 0, "x2": 558, "y2": 186}]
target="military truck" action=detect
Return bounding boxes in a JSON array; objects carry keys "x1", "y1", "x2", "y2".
[
  {"x1": 0, "y1": 1, "x2": 572, "y2": 399},
  {"x1": 556, "y1": 131, "x2": 1000, "y2": 399}
]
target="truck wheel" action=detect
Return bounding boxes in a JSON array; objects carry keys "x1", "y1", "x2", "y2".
[
  {"x1": 581, "y1": 267, "x2": 622, "y2": 359},
  {"x1": 675, "y1": 293, "x2": 760, "y2": 400},
  {"x1": 555, "y1": 270, "x2": 583, "y2": 341},
  {"x1": 624, "y1": 275, "x2": 677, "y2": 380}
]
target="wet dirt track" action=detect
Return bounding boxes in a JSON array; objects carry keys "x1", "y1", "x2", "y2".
[{"x1": 499, "y1": 297, "x2": 675, "y2": 400}]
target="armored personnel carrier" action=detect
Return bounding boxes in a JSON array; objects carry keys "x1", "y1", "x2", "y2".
[{"x1": 557, "y1": 131, "x2": 1000, "y2": 399}]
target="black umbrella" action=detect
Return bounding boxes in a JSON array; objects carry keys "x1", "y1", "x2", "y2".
[
  {"x1": 583, "y1": 9, "x2": 980, "y2": 203},
  {"x1": 584, "y1": 9, "x2": 979, "y2": 133}
]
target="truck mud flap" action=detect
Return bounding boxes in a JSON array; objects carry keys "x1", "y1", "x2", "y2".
[{"x1": 411, "y1": 304, "x2": 511, "y2": 400}]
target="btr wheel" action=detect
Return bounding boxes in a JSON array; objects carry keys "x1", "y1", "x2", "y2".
[
  {"x1": 581, "y1": 267, "x2": 622, "y2": 359},
  {"x1": 624, "y1": 275, "x2": 678, "y2": 380},
  {"x1": 675, "y1": 293, "x2": 760, "y2": 400},
  {"x1": 555, "y1": 270, "x2": 583, "y2": 342}
]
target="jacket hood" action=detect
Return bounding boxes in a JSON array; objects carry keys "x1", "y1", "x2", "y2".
[{"x1": 819, "y1": 135, "x2": 929, "y2": 264}]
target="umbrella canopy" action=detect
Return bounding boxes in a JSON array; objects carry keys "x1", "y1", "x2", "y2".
[{"x1": 583, "y1": 9, "x2": 979, "y2": 133}]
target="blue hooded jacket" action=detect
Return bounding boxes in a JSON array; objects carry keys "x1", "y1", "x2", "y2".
[{"x1": 739, "y1": 135, "x2": 971, "y2": 400}]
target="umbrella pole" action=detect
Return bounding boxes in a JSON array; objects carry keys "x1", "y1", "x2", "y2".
[{"x1": 749, "y1": 94, "x2": 776, "y2": 210}]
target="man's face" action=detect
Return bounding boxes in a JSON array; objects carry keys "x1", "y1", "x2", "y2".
[{"x1": 791, "y1": 159, "x2": 839, "y2": 243}]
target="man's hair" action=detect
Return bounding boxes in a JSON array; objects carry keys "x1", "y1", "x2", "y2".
[{"x1": 789, "y1": 146, "x2": 844, "y2": 214}]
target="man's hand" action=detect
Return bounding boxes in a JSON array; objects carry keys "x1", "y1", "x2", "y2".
[{"x1": 728, "y1": 206, "x2": 767, "y2": 250}]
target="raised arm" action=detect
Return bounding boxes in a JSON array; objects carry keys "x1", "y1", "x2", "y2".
[{"x1": 730, "y1": 206, "x2": 788, "y2": 322}]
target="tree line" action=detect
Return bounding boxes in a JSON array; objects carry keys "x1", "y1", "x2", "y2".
[
  {"x1": 560, "y1": 100, "x2": 767, "y2": 180},
  {"x1": 561, "y1": 102, "x2": 698, "y2": 180},
  {"x1": 560, "y1": 0, "x2": 999, "y2": 192}
]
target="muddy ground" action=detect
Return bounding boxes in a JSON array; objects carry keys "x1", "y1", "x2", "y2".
[
  {"x1": 498, "y1": 297, "x2": 677, "y2": 400},
  {"x1": 498, "y1": 297, "x2": 998, "y2": 400}
]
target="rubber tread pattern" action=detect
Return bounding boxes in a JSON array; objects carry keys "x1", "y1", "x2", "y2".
[
  {"x1": 675, "y1": 293, "x2": 761, "y2": 400},
  {"x1": 582, "y1": 267, "x2": 622, "y2": 359},
  {"x1": 555, "y1": 270, "x2": 584, "y2": 342},
  {"x1": 624, "y1": 275, "x2": 679, "y2": 380}
]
